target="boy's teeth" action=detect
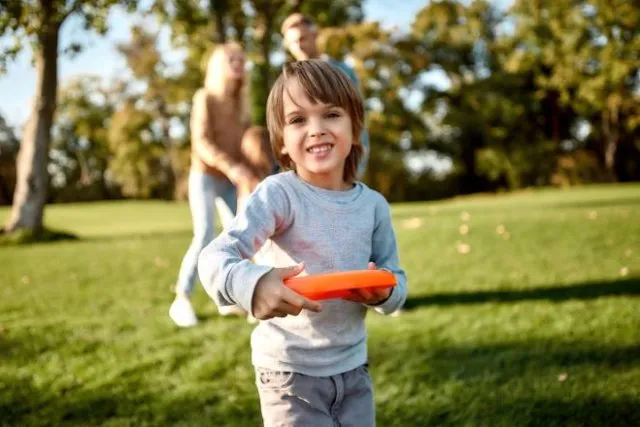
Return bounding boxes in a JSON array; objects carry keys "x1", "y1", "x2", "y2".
[{"x1": 308, "y1": 144, "x2": 332, "y2": 153}]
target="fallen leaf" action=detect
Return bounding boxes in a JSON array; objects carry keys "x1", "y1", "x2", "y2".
[
  {"x1": 456, "y1": 242, "x2": 471, "y2": 254},
  {"x1": 402, "y1": 218, "x2": 422, "y2": 230},
  {"x1": 460, "y1": 211, "x2": 471, "y2": 222},
  {"x1": 459, "y1": 224, "x2": 470, "y2": 235},
  {"x1": 21, "y1": 276, "x2": 30, "y2": 284},
  {"x1": 154, "y1": 257, "x2": 168, "y2": 268},
  {"x1": 558, "y1": 373, "x2": 568, "y2": 382},
  {"x1": 620, "y1": 267, "x2": 629, "y2": 277},
  {"x1": 625, "y1": 249, "x2": 633, "y2": 257},
  {"x1": 502, "y1": 232, "x2": 511, "y2": 240},
  {"x1": 587, "y1": 210, "x2": 598, "y2": 220},
  {"x1": 496, "y1": 224, "x2": 506, "y2": 235}
]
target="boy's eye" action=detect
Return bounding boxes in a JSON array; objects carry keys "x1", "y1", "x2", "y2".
[
  {"x1": 326, "y1": 111, "x2": 341, "y2": 118},
  {"x1": 288, "y1": 117, "x2": 304, "y2": 125}
]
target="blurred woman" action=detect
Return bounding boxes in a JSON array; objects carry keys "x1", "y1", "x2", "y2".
[{"x1": 169, "y1": 42, "x2": 259, "y2": 327}]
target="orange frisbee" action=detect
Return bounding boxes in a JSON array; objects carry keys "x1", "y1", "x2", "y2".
[{"x1": 284, "y1": 270, "x2": 397, "y2": 301}]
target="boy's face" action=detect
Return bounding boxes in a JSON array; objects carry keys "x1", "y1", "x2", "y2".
[
  {"x1": 280, "y1": 78, "x2": 353, "y2": 190},
  {"x1": 283, "y1": 25, "x2": 317, "y2": 60}
]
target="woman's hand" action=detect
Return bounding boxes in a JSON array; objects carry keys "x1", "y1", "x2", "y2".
[
  {"x1": 229, "y1": 164, "x2": 260, "y2": 196},
  {"x1": 344, "y1": 262, "x2": 392, "y2": 305},
  {"x1": 228, "y1": 164, "x2": 255, "y2": 185},
  {"x1": 252, "y1": 263, "x2": 323, "y2": 320}
]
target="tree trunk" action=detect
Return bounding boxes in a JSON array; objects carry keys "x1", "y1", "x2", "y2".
[
  {"x1": 5, "y1": 18, "x2": 59, "y2": 233},
  {"x1": 460, "y1": 139, "x2": 481, "y2": 194},
  {"x1": 248, "y1": 1, "x2": 275, "y2": 125},
  {"x1": 158, "y1": 100, "x2": 177, "y2": 199},
  {"x1": 601, "y1": 96, "x2": 619, "y2": 182},
  {"x1": 210, "y1": 0, "x2": 228, "y2": 43},
  {"x1": 260, "y1": 2, "x2": 273, "y2": 90}
]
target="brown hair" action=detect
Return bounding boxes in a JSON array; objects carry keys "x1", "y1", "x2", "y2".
[
  {"x1": 266, "y1": 59, "x2": 364, "y2": 183},
  {"x1": 280, "y1": 13, "x2": 315, "y2": 35}
]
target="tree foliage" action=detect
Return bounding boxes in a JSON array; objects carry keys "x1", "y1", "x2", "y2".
[
  {"x1": 1, "y1": 0, "x2": 638, "y2": 207},
  {"x1": 0, "y1": 0, "x2": 134, "y2": 234}
]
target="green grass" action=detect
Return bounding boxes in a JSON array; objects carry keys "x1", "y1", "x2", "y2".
[{"x1": 1, "y1": 184, "x2": 639, "y2": 426}]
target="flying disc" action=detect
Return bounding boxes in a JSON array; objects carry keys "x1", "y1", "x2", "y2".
[{"x1": 283, "y1": 270, "x2": 397, "y2": 301}]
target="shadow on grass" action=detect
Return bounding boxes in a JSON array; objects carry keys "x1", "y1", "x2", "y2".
[
  {"x1": 74, "y1": 228, "x2": 193, "y2": 243},
  {"x1": 372, "y1": 340, "x2": 640, "y2": 427},
  {"x1": 0, "y1": 227, "x2": 78, "y2": 246},
  {"x1": 550, "y1": 196, "x2": 640, "y2": 210},
  {"x1": 0, "y1": 228, "x2": 195, "y2": 246},
  {"x1": 0, "y1": 374, "x2": 261, "y2": 427},
  {"x1": 3, "y1": 340, "x2": 637, "y2": 426},
  {"x1": 2, "y1": 321, "x2": 640, "y2": 427},
  {"x1": 377, "y1": 394, "x2": 640, "y2": 427},
  {"x1": 404, "y1": 277, "x2": 640, "y2": 310}
]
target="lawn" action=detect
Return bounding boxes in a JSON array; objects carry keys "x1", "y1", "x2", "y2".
[{"x1": 1, "y1": 184, "x2": 639, "y2": 426}]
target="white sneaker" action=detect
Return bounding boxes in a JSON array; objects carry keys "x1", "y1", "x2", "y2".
[
  {"x1": 218, "y1": 305, "x2": 248, "y2": 316},
  {"x1": 169, "y1": 296, "x2": 198, "y2": 327}
]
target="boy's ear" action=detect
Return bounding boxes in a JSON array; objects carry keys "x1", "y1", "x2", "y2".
[{"x1": 280, "y1": 146, "x2": 288, "y2": 155}]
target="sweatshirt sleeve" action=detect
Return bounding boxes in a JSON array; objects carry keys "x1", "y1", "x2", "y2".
[
  {"x1": 367, "y1": 196, "x2": 408, "y2": 314},
  {"x1": 197, "y1": 178, "x2": 292, "y2": 314}
]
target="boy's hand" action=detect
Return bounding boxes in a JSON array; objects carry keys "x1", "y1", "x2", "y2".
[
  {"x1": 345, "y1": 262, "x2": 392, "y2": 305},
  {"x1": 252, "y1": 263, "x2": 323, "y2": 320}
]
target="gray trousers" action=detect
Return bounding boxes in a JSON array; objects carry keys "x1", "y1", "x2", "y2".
[{"x1": 255, "y1": 365, "x2": 375, "y2": 427}]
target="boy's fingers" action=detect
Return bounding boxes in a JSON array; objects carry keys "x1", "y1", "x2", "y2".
[
  {"x1": 271, "y1": 309, "x2": 288, "y2": 318},
  {"x1": 368, "y1": 262, "x2": 377, "y2": 270},
  {"x1": 357, "y1": 288, "x2": 373, "y2": 301},
  {"x1": 280, "y1": 301, "x2": 303, "y2": 316},
  {"x1": 282, "y1": 287, "x2": 322, "y2": 313},
  {"x1": 278, "y1": 263, "x2": 305, "y2": 279},
  {"x1": 301, "y1": 298, "x2": 322, "y2": 312},
  {"x1": 346, "y1": 290, "x2": 366, "y2": 303},
  {"x1": 373, "y1": 287, "x2": 390, "y2": 298}
]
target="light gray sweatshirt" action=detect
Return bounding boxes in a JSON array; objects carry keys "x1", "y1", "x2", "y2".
[{"x1": 198, "y1": 171, "x2": 407, "y2": 377}]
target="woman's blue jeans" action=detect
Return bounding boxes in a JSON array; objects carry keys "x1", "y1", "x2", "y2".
[{"x1": 176, "y1": 170, "x2": 237, "y2": 295}]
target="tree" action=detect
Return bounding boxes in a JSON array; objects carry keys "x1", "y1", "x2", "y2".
[
  {"x1": 0, "y1": 114, "x2": 19, "y2": 205},
  {"x1": 151, "y1": 0, "x2": 364, "y2": 126},
  {"x1": 573, "y1": 0, "x2": 639, "y2": 179},
  {"x1": 107, "y1": 99, "x2": 169, "y2": 199},
  {"x1": 410, "y1": 0, "x2": 519, "y2": 193},
  {"x1": 116, "y1": 24, "x2": 187, "y2": 197},
  {"x1": 0, "y1": 0, "x2": 133, "y2": 235},
  {"x1": 50, "y1": 75, "x2": 119, "y2": 202},
  {"x1": 505, "y1": 0, "x2": 639, "y2": 181}
]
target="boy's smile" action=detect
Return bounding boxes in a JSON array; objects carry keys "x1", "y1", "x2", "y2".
[{"x1": 282, "y1": 78, "x2": 354, "y2": 190}]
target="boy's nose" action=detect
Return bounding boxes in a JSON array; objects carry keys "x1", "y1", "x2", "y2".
[
  {"x1": 308, "y1": 117, "x2": 327, "y2": 138},
  {"x1": 309, "y1": 130, "x2": 326, "y2": 138}
]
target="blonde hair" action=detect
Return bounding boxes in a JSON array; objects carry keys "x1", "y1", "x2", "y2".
[
  {"x1": 266, "y1": 59, "x2": 364, "y2": 183},
  {"x1": 204, "y1": 42, "x2": 250, "y2": 124}
]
